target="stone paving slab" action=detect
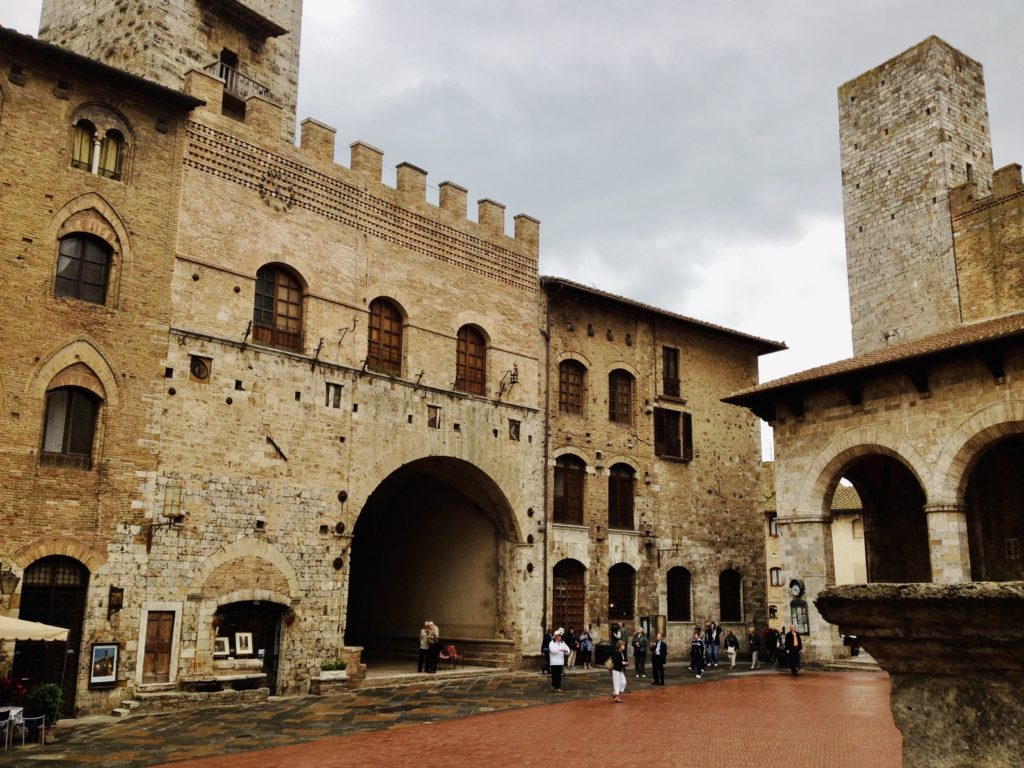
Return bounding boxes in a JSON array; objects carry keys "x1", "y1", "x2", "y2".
[{"x1": 2, "y1": 666, "x2": 900, "y2": 767}]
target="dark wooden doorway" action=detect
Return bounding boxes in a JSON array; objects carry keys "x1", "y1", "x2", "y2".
[
  {"x1": 216, "y1": 601, "x2": 283, "y2": 694},
  {"x1": 552, "y1": 559, "x2": 585, "y2": 632},
  {"x1": 142, "y1": 611, "x2": 175, "y2": 683},
  {"x1": 12, "y1": 556, "x2": 89, "y2": 715}
]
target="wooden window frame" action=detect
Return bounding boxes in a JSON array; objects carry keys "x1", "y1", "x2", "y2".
[
  {"x1": 40, "y1": 387, "x2": 99, "y2": 469},
  {"x1": 769, "y1": 567, "x2": 783, "y2": 586},
  {"x1": 553, "y1": 455, "x2": 586, "y2": 525},
  {"x1": 55, "y1": 234, "x2": 111, "y2": 305},
  {"x1": 662, "y1": 346, "x2": 681, "y2": 398},
  {"x1": 71, "y1": 120, "x2": 94, "y2": 171},
  {"x1": 253, "y1": 266, "x2": 303, "y2": 352},
  {"x1": 654, "y1": 407, "x2": 693, "y2": 460},
  {"x1": 607, "y1": 463, "x2": 636, "y2": 530},
  {"x1": 666, "y1": 566, "x2": 691, "y2": 622},
  {"x1": 558, "y1": 360, "x2": 585, "y2": 415},
  {"x1": 367, "y1": 298, "x2": 403, "y2": 376},
  {"x1": 608, "y1": 369, "x2": 633, "y2": 425},
  {"x1": 456, "y1": 325, "x2": 486, "y2": 395},
  {"x1": 608, "y1": 563, "x2": 636, "y2": 622}
]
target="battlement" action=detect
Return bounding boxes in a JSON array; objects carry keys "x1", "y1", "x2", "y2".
[
  {"x1": 950, "y1": 164, "x2": 1024, "y2": 216},
  {"x1": 182, "y1": 67, "x2": 539, "y2": 288}
]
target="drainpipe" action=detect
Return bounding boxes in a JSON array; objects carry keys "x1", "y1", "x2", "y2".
[{"x1": 540, "y1": 283, "x2": 556, "y2": 638}]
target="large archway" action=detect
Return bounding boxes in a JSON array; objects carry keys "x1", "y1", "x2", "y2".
[
  {"x1": 839, "y1": 454, "x2": 929, "y2": 582},
  {"x1": 345, "y1": 457, "x2": 519, "y2": 654},
  {"x1": 964, "y1": 434, "x2": 1024, "y2": 581}
]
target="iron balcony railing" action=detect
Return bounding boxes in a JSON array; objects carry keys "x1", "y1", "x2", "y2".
[{"x1": 204, "y1": 61, "x2": 272, "y2": 102}]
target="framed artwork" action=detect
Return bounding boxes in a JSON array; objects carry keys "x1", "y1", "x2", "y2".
[
  {"x1": 234, "y1": 632, "x2": 253, "y2": 656},
  {"x1": 89, "y1": 643, "x2": 119, "y2": 689},
  {"x1": 213, "y1": 637, "x2": 230, "y2": 657}
]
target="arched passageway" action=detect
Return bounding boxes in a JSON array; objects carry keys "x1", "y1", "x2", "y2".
[
  {"x1": 965, "y1": 434, "x2": 1024, "y2": 581},
  {"x1": 839, "y1": 454, "x2": 929, "y2": 582},
  {"x1": 12, "y1": 556, "x2": 89, "y2": 714},
  {"x1": 345, "y1": 457, "x2": 518, "y2": 652}
]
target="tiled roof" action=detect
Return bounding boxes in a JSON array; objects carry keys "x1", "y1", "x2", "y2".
[
  {"x1": 831, "y1": 484, "x2": 862, "y2": 512},
  {"x1": 540, "y1": 276, "x2": 787, "y2": 354},
  {"x1": 761, "y1": 462, "x2": 862, "y2": 513},
  {"x1": 725, "y1": 310, "x2": 1024, "y2": 404}
]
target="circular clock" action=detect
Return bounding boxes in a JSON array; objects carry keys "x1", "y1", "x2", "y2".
[{"x1": 789, "y1": 578, "x2": 805, "y2": 597}]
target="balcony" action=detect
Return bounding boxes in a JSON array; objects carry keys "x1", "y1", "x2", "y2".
[{"x1": 203, "y1": 61, "x2": 272, "y2": 103}]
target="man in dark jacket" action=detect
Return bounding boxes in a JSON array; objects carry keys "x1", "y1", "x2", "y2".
[
  {"x1": 784, "y1": 624, "x2": 802, "y2": 675},
  {"x1": 650, "y1": 632, "x2": 668, "y2": 685}
]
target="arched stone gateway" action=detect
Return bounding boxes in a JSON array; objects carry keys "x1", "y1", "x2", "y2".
[{"x1": 345, "y1": 457, "x2": 521, "y2": 661}]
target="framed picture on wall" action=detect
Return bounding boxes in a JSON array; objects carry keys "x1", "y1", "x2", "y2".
[
  {"x1": 234, "y1": 632, "x2": 253, "y2": 656},
  {"x1": 89, "y1": 643, "x2": 119, "y2": 688},
  {"x1": 213, "y1": 637, "x2": 230, "y2": 657}
]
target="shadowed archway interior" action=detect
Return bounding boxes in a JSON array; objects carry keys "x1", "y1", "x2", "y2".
[
  {"x1": 345, "y1": 457, "x2": 518, "y2": 650},
  {"x1": 965, "y1": 434, "x2": 1024, "y2": 581}
]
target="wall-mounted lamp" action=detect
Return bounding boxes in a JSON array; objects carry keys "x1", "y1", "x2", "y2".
[
  {"x1": 644, "y1": 472, "x2": 652, "y2": 485},
  {"x1": 0, "y1": 563, "x2": 21, "y2": 595},
  {"x1": 108, "y1": 586, "x2": 125, "y2": 619},
  {"x1": 498, "y1": 365, "x2": 520, "y2": 399}
]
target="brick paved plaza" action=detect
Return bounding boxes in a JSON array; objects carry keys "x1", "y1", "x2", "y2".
[{"x1": 5, "y1": 668, "x2": 900, "y2": 767}]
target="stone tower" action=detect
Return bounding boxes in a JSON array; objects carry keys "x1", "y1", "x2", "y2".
[
  {"x1": 38, "y1": 0, "x2": 302, "y2": 139},
  {"x1": 838, "y1": 36, "x2": 993, "y2": 355}
]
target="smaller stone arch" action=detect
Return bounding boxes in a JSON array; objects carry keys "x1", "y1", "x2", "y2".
[
  {"x1": 12, "y1": 536, "x2": 107, "y2": 574},
  {"x1": 933, "y1": 399, "x2": 1024, "y2": 504},
  {"x1": 797, "y1": 425, "x2": 931, "y2": 517},
  {"x1": 32, "y1": 340, "x2": 120, "y2": 407},
  {"x1": 70, "y1": 102, "x2": 134, "y2": 144},
  {"x1": 47, "y1": 193, "x2": 131, "y2": 307},
  {"x1": 555, "y1": 351, "x2": 592, "y2": 368},
  {"x1": 188, "y1": 537, "x2": 303, "y2": 599}
]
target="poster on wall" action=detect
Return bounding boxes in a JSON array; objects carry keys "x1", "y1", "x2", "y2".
[{"x1": 89, "y1": 643, "x2": 119, "y2": 689}]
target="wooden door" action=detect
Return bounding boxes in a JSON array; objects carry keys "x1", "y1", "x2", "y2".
[
  {"x1": 142, "y1": 611, "x2": 174, "y2": 683},
  {"x1": 552, "y1": 559, "x2": 585, "y2": 632}
]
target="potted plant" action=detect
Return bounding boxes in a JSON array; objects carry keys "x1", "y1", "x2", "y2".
[
  {"x1": 24, "y1": 682, "x2": 61, "y2": 743},
  {"x1": 319, "y1": 659, "x2": 347, "y2": 680}
]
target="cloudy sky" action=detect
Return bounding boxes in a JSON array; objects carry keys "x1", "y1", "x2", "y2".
[{"x1": 4, "y1": 1, "x2": 1023, "y2": 451}]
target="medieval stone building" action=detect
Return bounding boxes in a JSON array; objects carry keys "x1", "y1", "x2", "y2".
[
  {"x1": 0, "y1": 0, "x2": 777, "y2": 715},
  {"x1": 728, "y1": 36, "x2": 1024, "y2": 663}
]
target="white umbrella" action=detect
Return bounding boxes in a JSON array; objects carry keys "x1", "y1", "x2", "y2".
[{"x1": 0, "y1": 615, "x2": 69, "y2": 642}]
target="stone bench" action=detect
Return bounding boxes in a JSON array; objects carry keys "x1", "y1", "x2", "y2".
[{"x1": 179, "y1": 673, "x2": 266, "y2": 692}]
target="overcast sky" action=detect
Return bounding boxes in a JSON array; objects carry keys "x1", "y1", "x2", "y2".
[{"x1": 4, "y1": 1, "x2": 1023, "y2": 453}]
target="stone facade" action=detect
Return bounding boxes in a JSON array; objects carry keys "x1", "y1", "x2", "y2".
[
  {"x1": 840, "y1": 36, "x2": 992, "y2": 355},
  {"x1": 543, "y1": 280, "x2": 779, "y2": 652},
  {"x1": 727, "y1": 36, "x2": 1024, "y2": 665},
  {"x1": 0, "y1": 3, "x2": 780, "y2": 716}
]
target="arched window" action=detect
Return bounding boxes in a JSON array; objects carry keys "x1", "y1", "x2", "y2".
[
  {"x1": 71, "y1": 120, "x2": 95, "y2": 171},
  {"x1": 456, "y1": 325, "x2": 486, "y2": 395},
  {"x1": 553, "y1": 455, "x2": 586, "y2": 525},
  {"x1": 41, "y1": 387, "x2": 100, "y2": 469},
  {"x1": 720, "y1": 569, "x2": 742, "y2": 622},
  {"x1": 608, "y1": 369, "x2": 633, "y2": 424},
  {"x1": 608, "y1": 463, "x2": 635, "y2": 530},
  {"x1": 558, "y1": 360, "x2": 585, "y2": 415},
  {"x1": 55, "y1": 234, "x2": 111, "y2": 304},
  {"x1": 667, "y1": 566, "x2": 691, "y2": 621},
  {"x1": 608, "y1": 563, "x2": 635, "y2": 622},
  {"x1": 98, "y1": 129, "x2": 124, "y2": 179},
  {"x1": 367, "y1": 298, "x2": 403, "y2": 376},
  {"x1": 253, "y1": 265, "x2": 303, "y2": 352}
]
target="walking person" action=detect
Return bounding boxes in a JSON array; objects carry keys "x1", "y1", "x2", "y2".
[
  {"x1": 748, "y1": 626, "x2": 761, "y2": 670},
  {"x1": 611, "y1": 640, "x2": 629, "y2": 702},
  {"x1": 690, "y1": 626, "x2": 706, "y2": 679},
  {"x1": 785, "y1": 624, "x2": 803, "y2": 676},
  {"x1": 724, "y1": 629, "x2": 739, "y2": 669},
  {"x1": 417, "y1": 620, "x2": 431, "y2": 673},
  {"x1": 632, "y1": 625, "x2": 648, "y2": 678},
  {"x1": 650, "y1": 632, "x2": 667, "y2": 685},
  {"x1": 549, "y1": 629, "x2": 571, "y2": 692},
  {"x1": 565, "y1": 628, "x2": 577, "y2": 670}
]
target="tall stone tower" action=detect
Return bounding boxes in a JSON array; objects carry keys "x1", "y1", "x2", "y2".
[
  {"x1": 838, "y1": 36, "x2": 993, "y2": 355},
  {"x1": 38, "y1": 0, "x2": 302, "y2": 139}
]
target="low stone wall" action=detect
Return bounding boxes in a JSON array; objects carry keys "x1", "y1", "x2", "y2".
[{"x1": 816, "y1": 582, "x2": 1024, "y2": 768}]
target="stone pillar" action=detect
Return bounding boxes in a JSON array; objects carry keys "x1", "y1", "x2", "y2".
[
  {"x1": 924, "y1": 503, "x2": 971, "y2": 583},
  {"x1": 778, "y1": 512, "x2": 842, "y2": 663}
]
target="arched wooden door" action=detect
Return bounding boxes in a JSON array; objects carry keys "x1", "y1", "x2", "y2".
[
  {"x1": 12, "y1": 556, "x2": 89, "y2": 715},
  {"x1": 552, "y1": 559, "x2": 585, "y2": 632}
]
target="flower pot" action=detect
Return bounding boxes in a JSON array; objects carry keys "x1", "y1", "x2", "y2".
[{"x1": 319, "y1": 669, "x2": 347, "y2": 680}]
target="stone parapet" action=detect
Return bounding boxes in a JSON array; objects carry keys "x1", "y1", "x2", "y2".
[{"x1": 816, "y1": 582, "x2": 1024, "y2": 768}]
